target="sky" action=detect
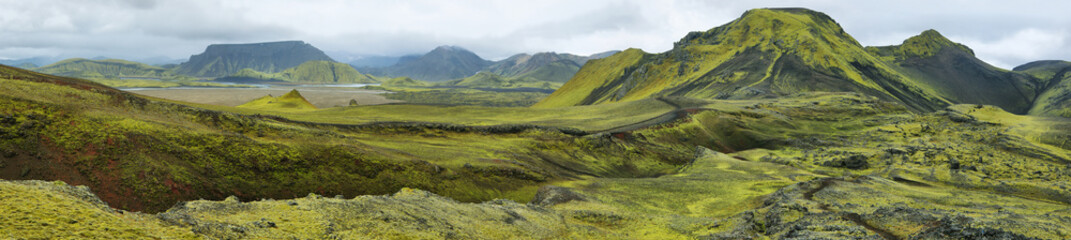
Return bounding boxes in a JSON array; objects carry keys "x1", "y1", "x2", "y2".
[{"x1": 0, "y1": 0, "x2": 1069, "y2": 68}]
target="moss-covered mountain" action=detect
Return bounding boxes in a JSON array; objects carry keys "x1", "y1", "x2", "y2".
[
  {"x1": 34, "y1": 58, "x2": 173, "y2": 80},
  {"x1": 365, "y1": 46, "x2": 493, "y2": 81},
  {"x1": 486, "y1": 52, "x2": 612, "y2": 83},
  {"x1": 220, "y1": 61, "x2": 378, "y2": 84},
  {"x1": 174, "y1": 41, "x2": 335, "y2": 77},
  {"x1": 536, "y1": 8, "x2": 1042, "y2": 114},
  {"x1": 1015, "y1": 60, "x2": 1071, "y2": 117},
  {"x1": 865, "y1": 29, "x2": 1038, "y2": 113}
]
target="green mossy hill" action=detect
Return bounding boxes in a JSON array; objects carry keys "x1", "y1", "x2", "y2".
[
  {"x1": 537, "y1": 8, "x2": 954, "y2": 112},
  {"x1": 380, "y1": 77, "x2": 430, "y2": 87},
  {"x1": 867, "y1": 30, "x2": 1039, "y2": 114},
  {"x1": 237, "y1": 89, "x2": 318, "y2": 111},
  {"x1": 896, "y1": 29, "x2": 975, "y2": 58},
  {"x1": 1016, "y1": 60, "x2": 1071, "y2": 117},
  {"x1": 438, "y1": 71, "x2": 562, "y2": 89},
  {"x1": 34, "y1": 58, "x2": 173, "y2": 80},
  {"x1": 222, "y1": 60, "x2": 378, "y2": 84},
  {"x1": 373, "y1": 45, "x2": 493, "y2": 81},
  {"x1": 175, "y1": 41, "x2": 335, "y2": 77},
  {"x1": 536, "y1": 8, "x2": 1044, "y2": 115}
]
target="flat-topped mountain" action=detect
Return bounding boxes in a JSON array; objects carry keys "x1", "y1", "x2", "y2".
[{"x1": 175, "y1": 41, "x2": 335, "y2": 78}]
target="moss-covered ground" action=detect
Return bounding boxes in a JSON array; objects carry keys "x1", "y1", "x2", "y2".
[{"x1": 3, "y1": 52, "x2": 1071, "y2": 238}]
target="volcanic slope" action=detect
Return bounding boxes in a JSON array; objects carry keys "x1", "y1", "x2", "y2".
[
  {"x1": 1015, "y1": 60, "x2": 1071, "y2": 117},
  {"x1": 174, "y1": 41, "x2": 335, "y2": 78},
  {"x1": 866, "y1": 30, "x2": 1039, "y2": 113},
  {"x1": 536, "y1": 8, "x2": 1042, "y2": 114}
]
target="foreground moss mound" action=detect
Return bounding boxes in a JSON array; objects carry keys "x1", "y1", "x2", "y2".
[
  {"x1": 0, "y1": 180, "x2": 196, "y2": 239},
  {"x1": 236, "y1": 89, "x2": 318, "y2": 111}
]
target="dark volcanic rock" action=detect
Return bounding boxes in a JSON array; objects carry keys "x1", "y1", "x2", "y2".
[{"x1": 530, "y1": 185, "x2": 585, "y2": 206}]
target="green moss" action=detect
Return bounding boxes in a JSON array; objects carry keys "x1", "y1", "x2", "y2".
[
  {"x1": 236, "y1": 89, "x2": 318, "y2": 111},
  {"x1": 222, "y1": 61, "x2": 378, "y2": 84}
]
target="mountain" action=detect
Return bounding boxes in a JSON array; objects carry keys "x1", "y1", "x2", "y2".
[
  {"x1": 865, "y1": 30, "x2": 1038, "y2": 113},
  {"x1": 174, "y1": 41, "x2": 335, "y2": 78},
  {"x1": 237, "y1": 89, "x2": 318, "y2": 111},
  {"x1": 1015, "y1": 60, "x2": 1071, "y2": 117},
  {"x1": 535, "y1": 8, "x2": 1041, "y2": 114},
  {"x1": 34, "y1": 58, "x2": 171, "y2": 80},
  {"x1": 372, "y1": 46, "x2": 492, "y2": 81},
  {"x1": 486, "y1": 52, "x2": 583, "y2": 83},
  {"x1": 485, "y1": 51, "x2": 621, "y2": 83},
  {"x1": 220, "y1": 60, "x2": 377, "y2": 84}
]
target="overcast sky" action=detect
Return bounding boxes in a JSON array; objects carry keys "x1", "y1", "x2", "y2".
[{"x1": 1, "y1": 0, "x2": 1069, "y2": 68}]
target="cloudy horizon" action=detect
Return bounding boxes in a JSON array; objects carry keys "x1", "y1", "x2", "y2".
[{"x1": 1, "y1": 0, "x2": 1069, "y2": 68}]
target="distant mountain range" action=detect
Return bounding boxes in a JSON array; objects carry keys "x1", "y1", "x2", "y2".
[
  {"x1": 9, "y1": 39, "x2": 618, "y2": 88},
  {"x1": 535, "y1": 8, "x2": 1063, "y2": 117},
  {"x1": 174, "y1": 40, "x2": 335, "y2": 78},
  {"x1": 357, "y1": 46, "x2": 618, "y2": 82},
  {"x1": 34, "y1": 58, "x2": 176, "y2": 80}
]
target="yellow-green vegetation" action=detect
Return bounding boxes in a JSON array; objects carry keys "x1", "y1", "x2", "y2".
[
  {"x1": 1016, "y1": 60, "x2": 1071, "y2": 117},
  {"x1": 538, "y1": 8, "x2": 953, "y2": 112},
  {"x1": 535, "y1": 48, "x2": 649, "y2": 108},
  {"x1": 0, "y1": 180, "x2": 196, "y2": 239},
  {"x1": 222, "y1": 60, "x2": 378, "y2": 83},
  {"x1": 4, "y1": 8, "x2": 1071, "y2": 239},
  {"x1": 894, "y1": 29, "x2": 974, "y2": 58},
  {"x1": 381, "y1": 88, "x2": 551, "y2": 107},
  {"x1": 236, "y1": 89, "x2": 318, "y2": 111},
  {"x1": 0, "y1": 64, "x2": 693, "y2": 214},
  {"x1": 380, "y1": 76, "x2": 430, "y2": 87},
  {"x1": 537, "y1": 8, "x2": 1044, "y2": 115},
  {"x1": 439, "y1": 71, "x2": 563, "y2": 89},
  {"x1": 367, "y1": 74, "x2": 559, "y2": 107},
  {"x1": 867, "y1": 30, "x2": 1039, "y2": 114},
  {"x1": 157, "y1": 189, "x2": 575, "y2": 239}
]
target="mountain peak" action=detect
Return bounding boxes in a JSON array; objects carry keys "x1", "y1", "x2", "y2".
[
  {"x1": 676, "y1": 7, "x2": 859, "y2": 50},
  {"x1": 432, "y1": 45, "x2": 469, "y2": 52},
  {"x1": 899, "y1": 29, "x2": 974, "y2": 57},
  {"x1": 281, "y1": 89, "x2": 305, "y2": 99}
]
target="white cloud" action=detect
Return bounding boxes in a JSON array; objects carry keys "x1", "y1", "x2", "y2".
[{"x1": 952, "y1": 29, "x2": 1068, "y2": 68}]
